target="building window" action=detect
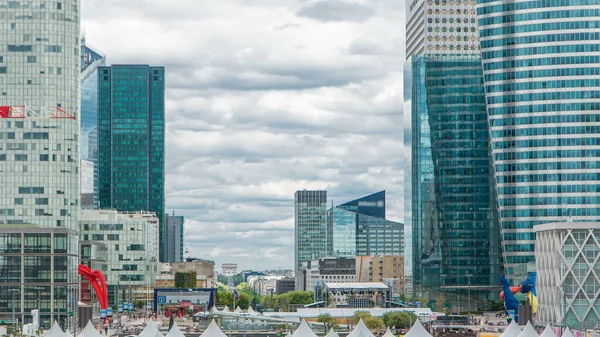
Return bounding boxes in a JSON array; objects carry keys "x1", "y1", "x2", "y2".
[
  {"x1": 14, "y1": 198, "x2": 23, "y2": 205},
  {"x1": 15, "y1": 154, "x2": 27, "y2": 161}
]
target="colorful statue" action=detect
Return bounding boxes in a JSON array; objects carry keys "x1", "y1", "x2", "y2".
[{"x1": 499, "y1": 272, "x2": 537, "y2": 323}]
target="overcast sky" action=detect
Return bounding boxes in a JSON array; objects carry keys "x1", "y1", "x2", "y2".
[{"x1": 82, "y1": 0, "x2": 407, "y2": 271}]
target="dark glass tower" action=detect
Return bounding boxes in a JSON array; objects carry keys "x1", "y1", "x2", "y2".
[
  {"x1": 97, "y1": 65, "x2": 166, "y2": 261},
  {"x1": 404, "y1": 55, "x2": 502, "y2": 309}
]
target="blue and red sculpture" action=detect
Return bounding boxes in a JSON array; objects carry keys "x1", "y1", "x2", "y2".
[{"x1": 499, "y1": 272, "x2": 537, "y2": 323}]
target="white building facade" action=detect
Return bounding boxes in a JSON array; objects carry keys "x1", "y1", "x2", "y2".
[{"x1": 535, "y1": 222, "x2": 600, "y2": 329}]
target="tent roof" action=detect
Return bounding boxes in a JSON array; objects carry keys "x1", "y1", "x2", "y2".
[
  {"x1": 293, "y1": 320, "x2": 319, "y2": 337},
  {"x1": 248, "y1": 307, "x2": 259, "y2": 316},
  {"x1": 166, "y1": 323, "x2": 185, "y2": 337},
  {"x1": 562, "y1": 327, "x2": 575, "y2": 337},
  {"x1": 211, "y1": 306, "x2": 220, "y2": 313},
  {"x1": 200, "y1": 320, "x2": 228, "y2": 337},
  {"x1": 44, "y1": 321, "x2": 65, "y2": 337},
  {"x1": 382, "y1": 328, "x2": 395, "y2": 337},
  {"x1": 138, "y1": 320, "x2": 164, "y2": 337},
  {"x1": 404, "y1": 319, "x2": 432, "y2": 337},
  {"x1": 79, "y1": 321, "x2": 102, "y2": 337},
  {"x1": 347, "y1": 319, "x2": 375, "y2": 337},
  {"x1": 234, "y1": 306, "x2": 242, "y2": 313},
  {"x1": 539, "y1": 325, "x2": 555, "y2": 337},
  {"x1": 327, "y1": 328, "x2": 340, "y2": 337},
  {"x1": 500, "y1": 321, "x2": 522, "y2": 337},
  {"x1": 517, "y1": 322, "x2": 538, "y2": 337},
  {"x1": 65, "y1": 331, "x2": 73, "y2": 337}
]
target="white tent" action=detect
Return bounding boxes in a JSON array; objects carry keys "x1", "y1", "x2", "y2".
[
  {"x1": 234, "y1": 306, "x2": 242, "y2": 313},
  {"x1": 517, "y1": 322, "x2": 538, "y2": 337},
  {"x1": 79, "y1": 321, "x2": 103, "y2": 337},
  {"x1": 404, "y1": 319, "x2": 432, "y2": 337},
  {"x1": 43, "y1": 322, "x2": 65, "y2": 337},
  {"x1": 346, "y1": 319, "x2": 375, "y2": 337},
  {"x1": 65, "y1": 330, "x2": 73, "y2": 337},
  {"x1": 138, "y1": 320, "x2": 164, "y2": 337},
  {"x1": 210, "y1": 306, "x2": 220, "y2": 314},
  {"x1": 327, "y1": 328, "x2": 340, "y2": 337},
  {"x1": 500, "y1": 320, "x2": 522, "y2": 337},
  {"x1": 166, "y1": 322, "x2": 185, "y2": 337},
  {"x1": 222, "y1": 306, "x2": 230, "y2": 312},
  {"x1": 539, "y1": 325, "x2": 555, "y2": 337},
  {"x1": 292, "y1": 320, "x2": 318, "y2": 337},
  {"x1": 562, "y1": 328, "x2": 575, "y2": 337},
  {"x1": 382, "y1": 328, "x2": 395, "y2": 337},
  {"x1": 200, "y1": 320, "x2": 228, "y2": 337},
  {"x1": 247, "y1": 307, "x2": 259, "y2": 316}
]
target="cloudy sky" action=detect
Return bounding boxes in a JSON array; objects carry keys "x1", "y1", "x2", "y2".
[{"x1": 82, "y1": 0, "x2": 407, "y2": 271}]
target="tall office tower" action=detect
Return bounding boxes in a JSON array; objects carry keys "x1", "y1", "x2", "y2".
[
  {"x1": 80, "y1": 38, "x2": 105, "y2": 209},
  {"x1": 97, "y1": 65, "x2": 166, "y2": 260},
  {"x1": 476, "y1": 0, "x2": 600, "y2": 280},
  {"x1": 294, "y1": 190, "x2": 328, "y2": 290},
  {"x1": 0, "y1": 0, "x2": 80, "y2": 328},
  {"x1": 404, "y1": 0, "x2": 502, "y2": 308},
  {"x1": 164, "y1": 213, "x2": 185, "y2": 263},
  {"x1": 330, "y1": 191, "x2": 404, "y2": 257}
]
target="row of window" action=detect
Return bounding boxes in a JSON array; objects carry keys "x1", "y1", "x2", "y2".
[
  {"x1": 479, "y1": 20, "x2": 600, "y2": 38},
  {"x1": 501, "y1": 207, "x2": 600, "y2": 218},
  {"x1": 500, "y1": 195, "x2": 600, "y2": 206},
  {"x1": 488, "y1": 102, "x2": 600, "y2": 116},
  {"x1": 482, "y1": 43, "x2": 599, "y2": 60},
  {"x1": 0, "y1": 208, "x2": 71, "y2": 216},
  {"x1": 491, "y1": 125, "x2": 600, "y2": 138},
  {"x1": 483, "y1": 55, "x2": 599, "y2": 72},
  {"x1": 493, "y1": 137, "x2": 600, "y2": 150},
  {"x1": 478, "y1": 9, "x2": 600, "y2": 27},
  {"x1": 5, "y1": 45, "x2": 62, "y2": 53},
  {"x1": 485, "y1": 66, "x2": 600, "y2": 83},
  {"x1": 0, "y1": 153, "x2": 75, "y2": 162},
  {"x1": 497, "y1": 172, "x2": 600, "y2": 183},
  {"x1": 499, "y1": 184, "x2": 600, "y2": 195},
  {"x1": 488, "y1": 89, "x2": 600, "y2": 105},
  {"x1": 477, "y1": 0, "x2": 599, "y2": 15},
  {"x1": 497, "y1": 160, "x2": 599, "y2": 173}
]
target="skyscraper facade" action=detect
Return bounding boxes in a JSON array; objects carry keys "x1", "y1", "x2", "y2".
[
  {"x1": 97, "y1": 65, "x2": 166, "y2": 260},
  {"x1": 0, "y1": 0, "x2": 81, "y2": 327},
  {"x1": 164, "y1": 213, "x2": 185, "y2": 263},
  {"x1": 476, "y1": 0, "x2": 600, "y2": 280},
  {"x1": 294, "y1": 190, "x2": 328, "y2": 289},
  {"x1": 405, "y1": 0, "x2": 503, "y2": 307}
]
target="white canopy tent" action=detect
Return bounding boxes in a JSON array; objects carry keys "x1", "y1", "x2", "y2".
[
  {"x1": 292, "y1": 320, "x2": 319, "y2": 337},
  {"x1": 539, "y1": 325, "x2": 555, "y2": 337},
  {"x1": 165, "y1": 322, "x2": 185, "y2": 337},
  {"x1": 222, "y1": 306, "x2": 230, "y2": 312},
  {"x1": 382, "y1": 328, "x2": 395, "y2": 337},
  {"x1": 561, "y1": 328, "x2": 575, "y2": 337},
  {"x1": 138, "y1": 320, "x2": 164, "y2": 337},
  {"x1": 200, "y1": 320, "x2": 229, "y2": 337},
  {"x1": 247, "y1": 307, "x2": 260, "y2": 316},
  {"x1": 517, "y1": 322, "x2": 538, "y2": 337},
  {"x1": 234, "y1": 307, "x2": 242, "y2": 314},
  {"x1": 404, "y1": 319, "x2": 432, "y2": 337},
  {"x1": 500, "y1": 320, "x2": 522, "y2": 337},
  {"x1": 65, "y1": 330, "x2": 73, "y2": 337},
  {"x1": 79, "y1": 321, "x2": 103, "y2": 337},
  {"x1": 43, "y1": 322, "x2": 65, "y2": 337},
  {"x1": 346, "y1": 319, "x2": 375, "y2": 337},
  {"x1": 211, "y1": 306, "x2": 220, "y2": 314},
  {"x1": 327, "y1": 328, "x2": 340, "y2": 337}
]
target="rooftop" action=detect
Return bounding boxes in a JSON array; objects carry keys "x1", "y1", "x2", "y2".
[{"x1": 325, "y1": 282, "x2": 389, "y2": 289}]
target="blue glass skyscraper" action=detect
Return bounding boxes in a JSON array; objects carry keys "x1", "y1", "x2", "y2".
[
  {"x1": 477, "y1": 0, "x2": 600, "y2": 280},
  {"x1": 97, "y1": 65, "x2": 166, "y2": 261}
]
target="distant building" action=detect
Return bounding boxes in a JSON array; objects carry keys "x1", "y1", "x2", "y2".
[
  {"x1": 164, "y1": 213, "x2": 184, "y2": 262},
  {"x1": 222, "y1": 263, "x2": 238, "y2": 276},
  {"x1": 248, "y1": 275, "x2": 282, "y2": 296},
  {"x1": 357, "y1": 256, "x2": 405, "y2": 296},
  {"x1": 80, "y1": 159, "x2": 95, "y2": 209},
  {"x1": 305, "y1": 257, "x2": 357, "y2": 293},
  {"x1": 79, "y1": 210, "x2": 159, "y2": 306},
  {"x1": 276, "y1": 278, "x2": 295, "y2": 295},
  {"x1": 79, "y1": 241, "x2": 107, "y2": 304},
  {"x1": 295, "y1": 190, "x2": 329, "y2": 289},
  {"x1": 322, "y1": 282, "x2": 390, "y2": 308},
  {"x1": 240, "y1": 270, "x2": 265, "y2": 282}
]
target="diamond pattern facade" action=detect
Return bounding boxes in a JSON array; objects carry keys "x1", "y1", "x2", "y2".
[{"x1": 535, "y1": 222, "x2": 600, "y2": 329}]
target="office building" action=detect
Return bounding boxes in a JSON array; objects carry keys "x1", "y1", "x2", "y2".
[
  {"x1": 80, "y1": 159, "x2": 95, "y2": 209},
  {"x1": 0, "y1": 0, "x2": 81, "y2": 329},
  {"x1": 535, "y1": 222, "x2": 600, "y2": 329},
  {"x1": 476, "y1": 0, "x2": 600, "y2": 280},
  {"x1": 164, "y1": 213, "x2": 184, "y2": 262},
  {"x1": 97, "y1": 65, "x2": 166, "y2": 260},
  {"x1": 330, "y1": 191, "x2": 404, "y2": 257},
  {"x1": 79, "y1": 241, "x2": 107, "y2": 304},
  {"x1": 79, "y1": 210, "x2": 159, "y2": 306},
  {"x1": 79, "y1": 38, "x2": 105, "y2": 209},
  {"x1": 295, "y1": 190, "x2": 329, "y2": 289},
  {"x1": 305, "y1": 257, "x2": 357, "y2": 293},
  {"x1": 357, "y1": 256, "x2": 405, "y2": 297},
  {"x1": 276, "y1": 278, "x2": 295, "y2": 295}
]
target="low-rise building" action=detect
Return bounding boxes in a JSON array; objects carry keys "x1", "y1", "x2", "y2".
[
  {"x1": 357, "y1": 256, "x2": 404, "y2": 296},
  {"x1": 323, "y1": 282, "x2": 390, "y2": 308},
  {"x1": 79, "y1": 209, "x2": 159, "y2": 306},
  {"x1": 305, "y1": 257, "x2": 357, "y2": 293},
  {"x1": 248, "y1": 275, "x2": 282, "y2": 296},
  {"x1": 276, "y1": 278, "x2": 295, "y2": 294}
]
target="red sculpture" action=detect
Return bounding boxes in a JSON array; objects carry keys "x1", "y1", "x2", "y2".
[{"x1": 78, "y1": 265, "x2": 109, "y2": 310}]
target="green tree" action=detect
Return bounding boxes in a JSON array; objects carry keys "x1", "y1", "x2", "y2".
[
  {"x1": 175, "y1": 271, "x2": 196, "y2": 288},
  {"x1": 382, "y1": 311, "x2": 418, "y2": 329},
  {"x1": 317, "y1": 313, "x2": 334, "y2": 324},
  {"x1": 237, "y1": 282, "x2": 252, "y2": 293},
  {"x1": 352, "y1": 310, "x2": 372, "y2": 325},
  {"x1": 218, "y1": 275, "x2": 229, "y2": 285},
  {"x1": 236, "y1": 293, "x2": 251, "y2": 309},
  {"x1": 133, "y1": 300, "x2": 147, "y2": 310},
  {"x1": 217, "y1": 289, "x2": 234, "y2": 307},
  {"x1": 233, "y1": 274, "x2": 243, "y2": 286},
  {"x1": 364, "y1": 317, "x2": 385, "y2": 330}
]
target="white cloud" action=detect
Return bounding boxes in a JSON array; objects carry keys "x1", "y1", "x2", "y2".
[{"x1": 82, "y1": 0, "x2": 406, "y2": 270}]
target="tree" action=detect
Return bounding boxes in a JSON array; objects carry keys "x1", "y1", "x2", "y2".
[
  {"x1": 317, "y1": 313, "x2": 334, "y2": 324},
  {"x1": 382, "y1": 311, "x2": 418, "y2": 329},
  {"x1": 133, "y1": 300, "x2": 147, "y2": 310},
  {"x1": 236, "y1": 293, "x2": 251, "y2": 309},
  {"x1": 217, "y1": 289, "x2": 233, "y2": 307},
  {"x1": 352, "y1": 310, "x2": 372, "y2": 325},
  {"x1": 364, "y1": 317, "x2": 385, "y2": 330},
  {"x1": 175, "y1": 271, "x2": 196, "y2": 288},
  {"x1": 233, "y1": 274, "x2": 243, "y2": 286},
  {"x1": 218, "y1": 275, "x2": 229, "y2": 285}
]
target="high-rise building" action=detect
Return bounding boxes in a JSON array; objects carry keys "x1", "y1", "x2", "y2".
[
  {"x1": 97, "y1": 65, "x2": 166, "y2": 260},
  {"x1": 476, "y1": 0, "x2": 600, "y2": 280},
  {"x1": 331, "y1": 191, "x2": 404, "y2": 257},
  {"x1": 0, "y1": 0, "x2": 80, "y2": 328},
  {"x1": 404, "y1": 0, "x2": 503, "y2": 307},
  {"x1": 164, "y1": 213, "x2": 184, "y2": 263},
  {"x1": 294, "y1": 190, "x2": 329, "y2": 289},
  {"x1": 80, "y1": 38, "x2": 105, "y2": 209}
]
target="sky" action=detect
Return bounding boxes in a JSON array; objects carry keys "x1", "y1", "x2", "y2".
[{"x1": 81, "y1": 0, "x2": 407, "y2": 271}]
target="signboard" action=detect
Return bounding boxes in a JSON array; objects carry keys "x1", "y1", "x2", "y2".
[
  {"x1": 153, "y1": 288, "x2": 217, "y2": 313},
  {"x1": 100, "y1": 310, "x2": 106, "y2": 318},
  {"x1": 118, "y1": 305, "x2": 123, "y2": 313},
  {"x1": 107, "y1": 308, "x2": 113, "y2": 317}
]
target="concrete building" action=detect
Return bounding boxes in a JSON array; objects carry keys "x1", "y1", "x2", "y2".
[
  {"x1": 79, "y1": 210, "x2": 159, "y2": 306},
  {"x1": 357, "y1": 256, "x2": 405, "y2": 297},
  {"x1": 0, "y1": 0, "x2": 81, "y2": 330},
  {"x1": 164, "y1": 213, "x2": 184, "y2": 262},
  {"x1": 295, "y1": 190, "x2": 329, "y2": 289},
  {"x1": 322, "y1": 283, "x2": 390, "y2": 308},
  {"x1": 535, "y1": 222, "x2": 600, "y2": 329},
  {"x1": 248, "y1": 276, "x2": 282, "y2": 296},
  {"x1": 276, "y1": 278, "x2": 295, "y2": 295}
]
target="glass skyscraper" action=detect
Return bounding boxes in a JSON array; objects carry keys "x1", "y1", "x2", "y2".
[
  {"x1": 97, "y1": 65, "x2": 166, "y2": 260},
  {"x1": 477, "y1": 0, "x2": 600, "y2": 279}
]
